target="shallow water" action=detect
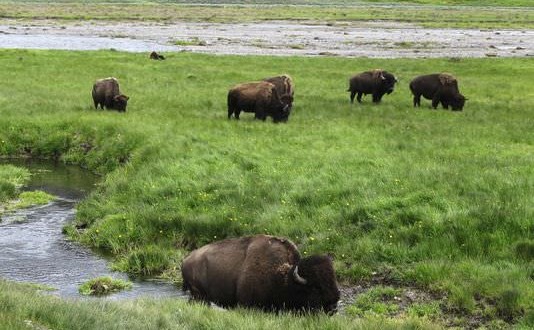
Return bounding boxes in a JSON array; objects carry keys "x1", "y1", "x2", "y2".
[
  {"x1": 0, "y1": 159, "x2": 183, "y2": 299},
  {"x1": 0, "y1": 20, "x2": 532, "y2": 58}
]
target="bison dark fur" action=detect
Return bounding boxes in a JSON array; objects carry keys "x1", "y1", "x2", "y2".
[
  {"x1": 227, "y1": 81, "x2": 293, "y2": 123},
  {"x1": 409, "y1": 73, "x2": 467, "y2": 111},
  {"x1": 181, "y1": 235, "x2": 340, "y2": 314},
  {"x1": 149, "y1": 51, "x2": 165, "y2": 60},
  {"x1": 91, "y1": 77, "x2": 129, "y2": 112},
  {"x1": 347, "y1": 69, "x2": 397, "y2": 104},
  {"x1": 263, "y1": 74, "x2": 294, "y2": 111}
]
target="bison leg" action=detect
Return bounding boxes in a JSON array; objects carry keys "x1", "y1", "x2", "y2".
[
  {"x1": 234, "y1": 110, "x2": 241, "y2": 119},
  {"x1": 431, "y1": 92, "x2": 442, "y2": 109},
  {"x1": 350, "y1": 91, "x2": 357, "y2": 104},
  {"x1": 356, "y1": 92, "x2": 363, "y2": 103},
  {"x1": 413, "y1": 95, "x2": 421, "y2": 107},
  {"x1": 372, "y1": 93, "x2": 382, "y2": 103}
]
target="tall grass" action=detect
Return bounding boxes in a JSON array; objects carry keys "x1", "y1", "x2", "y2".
[
  {"x1": 0, "y1": 49, "x2": 533, "y2": 326},
  {"x1": 0, "y1": 280, "x2": 443, "y2": 330}
]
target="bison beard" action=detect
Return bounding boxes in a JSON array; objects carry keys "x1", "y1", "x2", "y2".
[{"x1": 181, "y1": 235, "x2": 340, "y2": 313}]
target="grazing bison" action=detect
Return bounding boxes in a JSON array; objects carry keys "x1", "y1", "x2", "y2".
[
  {"x1": 91, "y1": 77, "x2": 129, "y2": 112},
  {"x1": 149, "y1": 51, "x2": 165, "y2": 60},
  {"x1": 263, "y1": 74, "x2": 294, "y2": 110},
  {"x1": 409, "y1": 73, "x2": 467, "y2": 111},
  {"x1": 347, "y1": 69, "x2": 397, "y2": 104},
  {"x1": 227, "y1": 81, "x2": 293, "y2": 122},
  {"x1": 181, "y1": 234, "x2": 340, "y2": 314}
]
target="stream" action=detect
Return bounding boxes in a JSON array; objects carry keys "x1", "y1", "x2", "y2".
[{"x1": 0, "y1": 159, "x2": 183, "y2": 300}]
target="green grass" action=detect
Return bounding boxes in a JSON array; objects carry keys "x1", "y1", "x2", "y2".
[
  {"x1": 0, "y1": 164, "x2": 54, "y2": 215},
  {"x1": 78, "y1": 276, "x2": 132, "y2": 296},
  {"x1": 0, "y1": 164, "x2": 29, "y2": 202},
  {"x1": 0, "y1": 1, "x2": 532, "y2": 6},
  {"x1": 0, "y1": 280, "x2": 444, "y2": 330},
  {"x1": 0, "y1": 2, "x2": 533, "y2": 28},
  {"x1": 0, "y1": 49, "x2": 533, "y2": 327}
]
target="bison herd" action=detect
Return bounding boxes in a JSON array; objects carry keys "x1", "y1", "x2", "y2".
[
  {"x1": 89, "y1": 57, "x2": 468, "y2": 313},
  {"x1": 91, "y1": 52, "x2": 467, "y2": 118}
]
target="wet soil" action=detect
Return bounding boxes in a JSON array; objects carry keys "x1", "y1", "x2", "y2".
[{"x1": 1, "y1": 19, "x2": 533, "y2": 58}]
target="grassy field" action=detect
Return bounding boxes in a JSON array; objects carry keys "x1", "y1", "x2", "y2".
[
  {"x1": 0, "y1": 49, "x2": 533, "y2": 328},
  {"x1": 0, "y1": 0, "x2": 533, "y2": 6},
  {"x1": 1, "y1": 2, "x2": 533, "y2": 28}
]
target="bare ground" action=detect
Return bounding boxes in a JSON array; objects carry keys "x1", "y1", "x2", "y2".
[{"x1": 1, "y1": 19, "x2": 533, "y2": 58}]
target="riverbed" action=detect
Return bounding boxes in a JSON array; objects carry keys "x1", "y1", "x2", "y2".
[{"x1": 1, "y1": 19, "x2": 532, "y2": 58}]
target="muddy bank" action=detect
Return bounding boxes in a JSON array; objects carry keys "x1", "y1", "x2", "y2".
[{"x1": 1, "y1": 19, "x2": 533, "y2": 58}]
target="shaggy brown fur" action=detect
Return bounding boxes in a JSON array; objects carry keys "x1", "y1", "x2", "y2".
[
  {"x1": 227, "y1": 81, "x2": 292, "y2": 122},
  {"x1": 409, "y1": 73, "x2": 466, "y2": 111},
  {"x1": 91, "y1": 77, "x2": 129, "y2": 112},
  {"x1": 370, "y1": 69, "x2": 385, "y2": 80},
  {"x1": 347, "y1": 69, "x2": 397, "y2": 104},
  {"x1": 438, "y1": 73, "x2": 456, "y2": 85},
  {"x1": 181, "y1": 234, "x2": 340, "y2": 313},
  {"x1": 263, "y1": 74, "x2": 294, "y2": 98}
]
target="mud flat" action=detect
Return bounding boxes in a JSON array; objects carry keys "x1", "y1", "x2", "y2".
[{"x1": 0, "y1": 20, "x2": 532, "y2": 57}]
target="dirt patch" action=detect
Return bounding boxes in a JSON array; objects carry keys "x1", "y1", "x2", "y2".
[
  {"x1": 1, "y1": 19, "x2": 533, "y2": 58},
  {"x1": 338, "y1": 270, "x2": 522, "y2": 329}
]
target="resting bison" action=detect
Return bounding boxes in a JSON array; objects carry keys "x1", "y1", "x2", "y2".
[
  {"x1": 91, "y1": 77, "x2": 129, "y2": 112},
  {"x1": 227, "y1": 81, "x2": 293, "y2": 122},
  {"x1": 409, "y1": 73, "x2": 467, "y2": 111},
  {"x1": 181, "y1": 234, "x2": 340, "y2": 314},
  {"x1": 347, "y1": 69, "x2": 397, "y2": 104},
  {"x1": 263, "y1": 74, "x2": 294, "y2": 110},
  {"x1": 149, "y1": 51, "x2": 165, "y2": 60}
]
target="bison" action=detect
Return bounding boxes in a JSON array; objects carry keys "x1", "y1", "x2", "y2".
[
  {"x1": 409, "y1": 73, "x2": 467, "y2": 111},
  {"x1": 91, "y1": 77, "x2": 129, "y2": 112},
  {"x1": 181, "y1": 234, "x2": 340, "y2": 314},
  {"x1": 347, "y1": 69, "x2": 397, "y2": 104},
  {"x1": 227, "y1": 81, "x2": 293, "y2": 122},
  {"x1": 149, "y1": 51, "x2": 165, "y2": 60}
]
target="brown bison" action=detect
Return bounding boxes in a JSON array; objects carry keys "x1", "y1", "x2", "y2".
[
  {"x1": 149, "y1": 51, "x2": 165, "y2": 60},
  {"x1": 91, "y1": 77, "x2": 129, "y2": 112},
  {"x1": 347, "y1": 69, "x2": 397, "y2": 104},
  {"x1": 409, "y1": 73, "x2": 467, "y2": 111},
  {"x1": 227, "y1": 81, "x2": 293, "y2": 122},
  {"x1": 181, "y1": 234, "x2": 340, "y2": 314}
]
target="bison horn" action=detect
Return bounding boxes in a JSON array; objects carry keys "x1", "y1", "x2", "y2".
[{"x1": 293, "y1": 266, "x2": 308, "y2": 285}]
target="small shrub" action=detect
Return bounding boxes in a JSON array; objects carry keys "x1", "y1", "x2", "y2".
[{"x1": 79, "y1": 276, "x2": 132, "y2": 296}]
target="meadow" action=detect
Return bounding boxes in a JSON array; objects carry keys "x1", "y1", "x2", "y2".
[
  {"x1": 1, "y1": 2, "x2": 533, "y2": 29},
  {"x1": 0, "y1": 48, "x2": 533, "y2": 328}
]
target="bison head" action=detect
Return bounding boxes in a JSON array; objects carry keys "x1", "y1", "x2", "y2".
[
  {"x1": 113, "y1": 94, "x2": 129, "y2": 112},
  {"x1": 273, "y1": 94, "x2": 294, "y2": 123},
  {"x1": 451, "y1": 94, "x2": 467, "y2": 111},
  {"x1": 289, "y1": 255, "x2": 340, "y2": 314},
  {"x1": 381, "y1": 71, "x2": 397, "y2": 95}
]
